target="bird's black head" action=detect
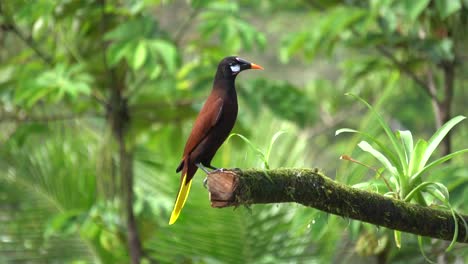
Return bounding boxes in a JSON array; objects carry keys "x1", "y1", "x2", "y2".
[{"x1": 217, "y1": 56, "x2": 263, "y2": 79}]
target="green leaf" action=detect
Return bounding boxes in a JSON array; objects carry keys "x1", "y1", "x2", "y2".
[
  {"x1": 418, "y1": 236, "x2": 437, "y2": 264},
  {"x1": 149, "y1": 64, "x2": 162, "y2": 80},
  {"x1": 133, "y1": 41, "x2": 147, "y2": 70},
  {"x1": 227, "y1": 133, "x2": 266, "y2": 164},
  {"x1": 426, "y1": 188, "x2": 448, "y2": 203},
  {"x1": 45, "y1": 210, "x2": 83, "y2": 238},
  {"x1": 335, "y1": 128, "x2": 358, "y2": 136},
  {"x1": 394, "y1": 230, "x2": 401, "y2": 248},
  {"x1": 425, "y1": 38, "x2": 455, "y2": 62},
  {"x1": 107, "y1": 41, "x2": 132, "y2": 66},
  {"x1": 104, "y1": 17, "x2": 154, "y2": 41},
  {"x1": 411, "y1": 148, "x2": 468, "y2": 182},
  {"x1": 347, "y1": 93, "x2": 407, "y2": 174},
  {"x1": 430, "y1": 183, "x2": 450, "y2": 202},
  {"x1": 405, "y1": 181, "x2": 449, "y2": 202},
  {"x1": 401, "y1": 0, "x2": 431, "y2": 21},
  {"x1": 376, "y1": 7, "x2": 398, "y2": 33},
  {"x1": 237, "y1": 20, "x2": 258, "y2": 51},
  {"x1": 447, "y1": 207, "x2": 459, "y2": 251},
  {"x1": 0, "y1": 129, "x2": 99, "y2": 262},
  {"x1": 280, "y1": 6, "x2": 367, "y2": 62},
  {"x1": 455, "y1": 210, "x2": 468, "y2": 244},
  {"x1": 397, "y1": 130, "x2": 413, "y2": 164},
  {"x1": 435, "y1": 0, "x2": 462, "y2": 19},
  {"x1": 408, "y1": 139, "x2": 428, "y2": 176},
  {"x1": 336, "y1": 128, "x2": 400, "y2": 167},
  {"x1": 265, "y1": 131, "x2": 287, "y2": 169},
  {"x1": 358, "y1": 141, "x2": 398, "y2": 176},
  {"x1": 280, "y1": 33, "x2": 308, "y2": 63},
  {"x1": 32, "y1": 17, "x2": 46, "y2": 39},
  {"x1": 150, "y1": 40, "x2": 178, "y2": 73},
  {"x1": 421, "y1": 115, "x2": 466, "y2": 167},
  {"x1": 352, "y1": 182, "x2": 378, "y2": 191}
]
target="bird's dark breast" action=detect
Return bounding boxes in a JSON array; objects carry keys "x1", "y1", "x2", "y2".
[{"x1": 191, "y1": 98, "x2": 238, "y2": 165}]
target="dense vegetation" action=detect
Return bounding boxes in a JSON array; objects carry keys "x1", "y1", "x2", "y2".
[{"x1": 0, "y1": 0, "x2": 467, "y2": 263}]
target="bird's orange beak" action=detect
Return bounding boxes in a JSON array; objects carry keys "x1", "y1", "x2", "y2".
[{"x1": 250, "y1": 63, "x2": 264, "y2": 70}]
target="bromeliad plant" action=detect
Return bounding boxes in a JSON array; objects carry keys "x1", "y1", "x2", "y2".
[{"x1": 336, "y1": 94, "x2": 468, "y2": 252}]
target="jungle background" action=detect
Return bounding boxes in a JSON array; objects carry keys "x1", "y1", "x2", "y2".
[{"x1": 0, "y1": 0, "x2": 467, "y2": 263}]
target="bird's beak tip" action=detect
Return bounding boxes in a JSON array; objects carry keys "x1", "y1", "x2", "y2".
[{"x1": 250, "y1": 63, "x2": 264, "y2": 70}]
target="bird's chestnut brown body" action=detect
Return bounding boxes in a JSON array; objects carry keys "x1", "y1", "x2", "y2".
[
  {"x1": 177, "y1": 78, "x2": 238, "y2": 182},
  {"x1": 169, "y1": 56, "x2": 263, "y2": 224}
]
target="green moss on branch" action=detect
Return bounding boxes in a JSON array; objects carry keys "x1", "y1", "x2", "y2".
[{"x1": 206, "y1": 168, "x2": 468, "y2": 243}]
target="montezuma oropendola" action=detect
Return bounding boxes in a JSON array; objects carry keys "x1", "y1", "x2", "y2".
[{"x1": 169, "y1": 56, "x2": 263, "y2": 225}]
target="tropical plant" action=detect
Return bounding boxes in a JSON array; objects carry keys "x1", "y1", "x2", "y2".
[{"x1": 336, "y1": 94, "x2": 468, "y2": 255}]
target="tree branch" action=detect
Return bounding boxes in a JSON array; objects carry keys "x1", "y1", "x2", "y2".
[
  {"x1": 207, "y1": 168, "x2": 468, "y2": 243},
  {"x1": 439, "y1": 61, "x2": 455, "y2": 155},
  {"x1": 5, "y1": 24, "x2": 53, "y2": 65},
  {"x1": 345, "y1": 26, "x2": 437, "y2": 102},
  {"x1": 375, "y1": 46, "x2": 437, "y2": 100},
  {"x1": 174, "y1": 7, "x2": 201, "y2": 46},
  {"x1": 303, "y1": 4, "x2": 434, "y2": 101},
  {"x1": 426, "y1": 68, "x2": 443, "y2": 128},
  {"x1": 0, "y1": 2, "x2": 53, "y2": 65}
]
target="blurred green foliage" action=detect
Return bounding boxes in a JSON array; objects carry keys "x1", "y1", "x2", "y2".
[{"x1": 0, "y1": 0, "x2": 467, "y2": 263}]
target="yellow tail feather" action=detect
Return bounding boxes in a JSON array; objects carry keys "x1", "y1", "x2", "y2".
[{"x1": 169, "y1": 173, "x2": 192, "y2": 225}]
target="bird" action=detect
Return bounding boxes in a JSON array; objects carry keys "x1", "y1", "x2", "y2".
[{"x1": 169, "y1": 56, "x2": 263, "y2": 225}]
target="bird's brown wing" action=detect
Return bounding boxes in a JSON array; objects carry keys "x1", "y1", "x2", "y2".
[
  {"x1": 170, "y1": 97, "x2": 223, "y2": 224},
  {"x1": 181, "y1": 96, "x2": 223, "y2": 160}
]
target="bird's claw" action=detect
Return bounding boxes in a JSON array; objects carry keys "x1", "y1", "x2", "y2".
[
  {"x1": 212, "y1": 168, "x2": 225, "y2": 173},
  {"x1": 203, "y1": 177, "x2": 208, "y2": 189}
]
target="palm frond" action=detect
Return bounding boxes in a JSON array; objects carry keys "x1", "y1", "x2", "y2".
[{"x1": 0, "y1": 124, "x2": 100, "y2": 263}]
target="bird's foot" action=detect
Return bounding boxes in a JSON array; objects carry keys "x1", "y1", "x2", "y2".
[
  {"x1": 212, "y1": 168, "x2": 225, "y2": 173},
  {"x1": 196, "y1": 163, "x2": 211, "y2": 174},
  {"x1": 203, "y1": 177, "x2": 208, "y2": 189}
]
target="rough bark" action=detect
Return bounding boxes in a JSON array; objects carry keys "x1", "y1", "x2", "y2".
[{"x1": 207, "y1": 168, "x2": 468, "y2": 243}]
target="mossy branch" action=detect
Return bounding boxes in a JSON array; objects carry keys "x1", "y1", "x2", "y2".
[{"x1": 206, "y1": 168, "x2": 468, "y2": 243}]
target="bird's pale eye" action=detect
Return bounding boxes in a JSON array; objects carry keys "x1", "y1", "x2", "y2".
[{"x1": 230, "y1": 64, "x2": 240, "y2": 73}]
